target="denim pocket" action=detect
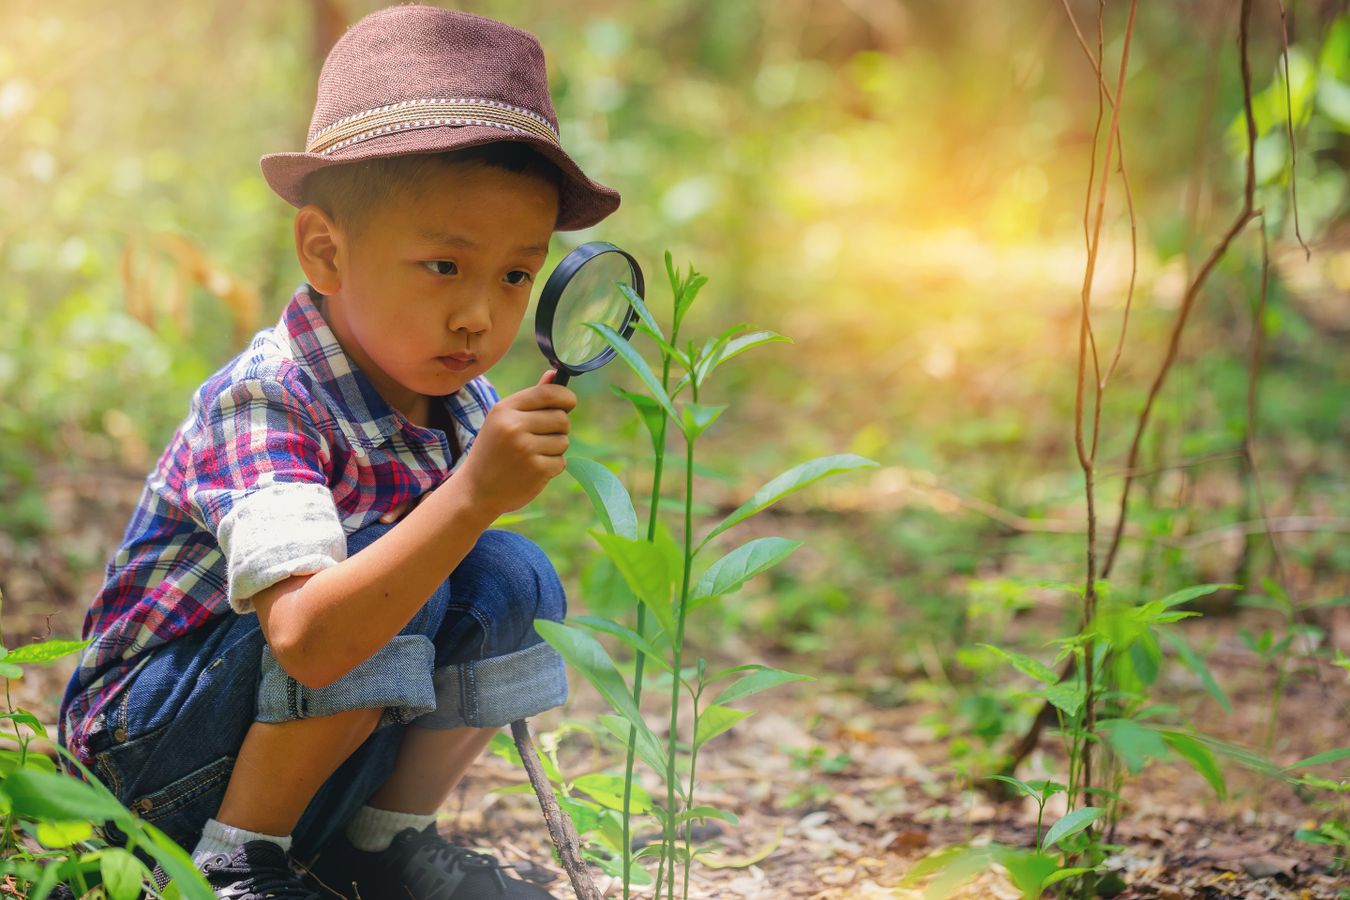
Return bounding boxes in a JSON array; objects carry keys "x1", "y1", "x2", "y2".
[{"x1": 98, "y1": 754, "x2": 236, "y2": 852}]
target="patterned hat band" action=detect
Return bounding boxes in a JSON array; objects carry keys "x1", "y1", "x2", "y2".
[{"x1": 306, "y1": 97, "x2": 560, "y2": 156}]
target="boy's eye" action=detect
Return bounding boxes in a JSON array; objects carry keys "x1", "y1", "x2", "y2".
[
  {"x1": 504, "y1": 270, "x2": 533, "y2": 286},
  {"x1": 422, "y1": 260, "x2": 458, "y2": 276}
]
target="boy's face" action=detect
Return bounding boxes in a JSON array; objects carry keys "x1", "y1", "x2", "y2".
[{"x1": 306, "y1": 160, "x2": 559, "y2": 420}]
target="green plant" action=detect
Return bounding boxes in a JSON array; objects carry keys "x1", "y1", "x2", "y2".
[
  {"x1": 0, "y1": 590, "x2": 215, "y2": 900},
  {"x1": 1238, "y1": 577, "x2": 1339, "y2": 764},
  {"x1": 1286, "y1": 746, "x2": 1350, "y2": 875},
  {"x1": 781, "y1": 745, "x2": 852, "y2": 809},
  {"x1": 535, "y1": 253, "x2": 876, "y2": 899}
]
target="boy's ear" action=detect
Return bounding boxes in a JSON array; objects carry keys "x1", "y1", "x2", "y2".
[{"x1": 294, "y1": 205, "x2": 343, "y2": 295}]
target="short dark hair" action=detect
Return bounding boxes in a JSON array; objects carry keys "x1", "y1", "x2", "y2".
[{"x1": 299, "y1": 142, "x2": 562, "y2": 236}]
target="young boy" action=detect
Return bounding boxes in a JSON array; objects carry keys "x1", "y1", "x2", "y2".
[{"x1": 57, "y1": 6, "x2": 621, "y2": 898}]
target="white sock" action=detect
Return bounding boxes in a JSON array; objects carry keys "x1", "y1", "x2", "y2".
[
  {"x1": 343, "y1": 804, "x2": 437, "y2": 853},
  {"x1": 191, "y1": 817, "x2": 292, "y2": 867}
]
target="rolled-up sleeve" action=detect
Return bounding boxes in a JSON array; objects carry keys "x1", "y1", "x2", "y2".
[{"x1": 181, "y1": 370, "x2": 344, "y2": 614}]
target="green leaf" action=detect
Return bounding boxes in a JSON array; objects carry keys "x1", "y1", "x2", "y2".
[
  {"x1": 569, "y1": 615, "x2": 671, "y2": 673},
  {"x1": 1284, "y1": 746, "x2": 1350, "y2": 769},
  {"x1": 1160, "y1": 631, "x2": 1232, "y2": 714},
  {"x1": 1158, "y1": 583, "x2": 1239, "y2": 608},
  {"x1": 978, "y1": 643, "x2": 1059, "y2": 685},
  {"x1": 1099, "y1": 719, "x2": 1169, "y2": 774},
  {"x1": 0, "y1": 662, "x2": 23, "y2": 679},
  {"x1": 617, "y1": 282, "x2": 664, "y2": 343},
  {"x1": 0, "y1": 747, "x2": 56, "y2": 777},
  {"x1": 711, "y1": 666, "x2": 811, "y2": 707},
  {"x1": 693, "y1": 328, "x2": 791, "y2": 387},
  {"x1": 700, "y1": 454, "x2": 878, "y2": 548},
  {"x1": 1162, "y1": 731, "x2": 1227, "y2": 799},
  {"x1": 1042, "y1": 866, "x2": 1100, "y2": 887},
  {"x1": 136, "y1": 825, "x2": 215, "y2": 900},
  {"x1": 0, "y1": 709, "x2": 48, "y2": 739},
  {"x1": 558, "y1": 796, "x2": 603, "y2": 836},
  {"x1": 681, "y1": 403, "x2": 727, "y2": 441},
  {"x1": 899, "y1": 845, "x2": 995, "y2": 896},
  {"x1": 574, "y1": 773, "x2": 652, "y2": 814},
  {"x1": 698, "y1": 827, "x2": 783, "y2": 870},
  {"x1": 1041, "y1": 806, "x2": 1103, "y2": 850},
  {"x1": 985, "y1": 774, "x2": 1036, "y2": 799},
  {"x1": 665, "y1": 253, "x2": 706, "y2": 334},
  {"x1": 0, "y1": 768, "x2": 131, "y2": 824},
  {"x1": 596, "y1": 714, "x2": 671, "y2": 783},
  {"x1": 1039, "y1": 682, "x2": 1085, "y2": 718},
  {"x1": 692, "y1": 537, "x2": 803, "y2": 607},
  {"x1": 694, "y1": 704, "x2": 752, "y2": 750},
  {"x1": 676, "y1": 805, "x2": 739, "y2": 826},
  {"x1": 586, "y1": 848, "x2": 654, "y2": 885},
  {"x1": 3, "y1": 638, "x2": 92, "y2": 665},
  {"x1": 992, "y1": 847, "x2": 1062, "y2": 896},
  {"x1": 590, "y1": 532, "x2": 675, "y2": 637},
  {"x1": 534, "y1": 622, "x2": 665, "y2": 774},
  {"x1": 100, "y1": 847, "x2": 147, "y2": 900},
  {"x1": 583, "y1": 322, "x2": 679, "y2": 423},
  {"x1": 34, "y1": 819, "x2": 94, "y2": 848},
  {"x1": 610, "y1": 385, "x2": 668, "y2": 455},
  {"x1": 566, "y1": 457, "x2": 639, "y2": 539},
  {"x1": 633, "y1": 322, "x2": 692, "y2": 369}
]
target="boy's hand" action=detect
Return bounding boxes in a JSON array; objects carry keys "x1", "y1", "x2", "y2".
[{"x1": 455, "y1": 369, "x2": 576, "y2": 517}]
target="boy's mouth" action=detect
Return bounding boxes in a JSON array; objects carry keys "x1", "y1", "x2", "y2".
[{"x1": 437, "y1": 353, "x2": 476, "y2": 371}]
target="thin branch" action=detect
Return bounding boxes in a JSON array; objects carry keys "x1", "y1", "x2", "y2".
[
  {"x1": 511, "y1": 719, "x2": 602, "y2": 900},
  {"x1": 1277, "y1": 0, "x2": 1312, "y2": 260},
  {"x1": 1101, "y1": 0, "x2": 1261, "y2": 580},
  {"x1": 1058, "y1": 0, "x2": 1140, "y2": 390},
  {"x1": 1179, "y1": 515, "x2": 1350, "y2": 549},
  {"x1": 1097, "y1": 448, "x2": 1245, "y2": 480},
  {"x1": 1076, "y1": 0, "x2": 1139, "y2": 809}
]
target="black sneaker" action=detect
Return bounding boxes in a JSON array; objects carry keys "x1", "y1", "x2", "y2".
[
  {"x1": 297, "y1": 824, "x2": 557, "y2": 899},
  {"x1": 154, "y1": 840, "x2": 321, "y2": 899}
]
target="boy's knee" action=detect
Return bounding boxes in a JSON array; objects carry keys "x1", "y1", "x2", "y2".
[{"x1": 462, "y1": 529, "x2": 566, "y2": 622}]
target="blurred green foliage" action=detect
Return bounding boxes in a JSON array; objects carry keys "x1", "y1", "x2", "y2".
[{"x1": 0, "y1": 0, "x2": 1347, "y2": 692}]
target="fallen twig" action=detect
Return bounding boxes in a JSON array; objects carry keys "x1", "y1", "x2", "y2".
[{"x1": 510, "y1": 718, "x2": 602, "y2": 900}]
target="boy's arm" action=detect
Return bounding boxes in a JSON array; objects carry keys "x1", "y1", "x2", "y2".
[{"x1": 252, "y1": 370, "x2": 573, "y2": 690}]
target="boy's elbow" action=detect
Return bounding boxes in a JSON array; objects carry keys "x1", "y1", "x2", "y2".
[
  {"x1": 276, "y1": 627, "x2": 349, "y2": 690},
  {"x1": 263, "y1": 629, "x2": 322, "y2": 688},
  {"x1": 251, "y1": 574, "x2": 335, "y2": 688}
]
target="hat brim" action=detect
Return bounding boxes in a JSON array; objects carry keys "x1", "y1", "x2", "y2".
[{"x1": 259, "y1": 124, "x2": 619, "y2": 231}]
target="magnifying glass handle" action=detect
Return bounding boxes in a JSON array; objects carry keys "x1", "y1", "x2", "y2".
[{"x1": 552, "y1": 369, "x2": 571, "y2": 387}]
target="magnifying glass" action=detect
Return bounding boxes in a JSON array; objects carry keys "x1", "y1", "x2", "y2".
[{"x1": 535, "y1": 241, "x2": 643, "y2": 387}]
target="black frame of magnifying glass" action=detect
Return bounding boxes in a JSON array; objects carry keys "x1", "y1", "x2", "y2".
[{"x1": 534, "y1": 241, "x2": 644, "y2": 385}]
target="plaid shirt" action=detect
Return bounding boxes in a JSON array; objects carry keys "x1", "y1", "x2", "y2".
[{"x1": 59, "y1": 284, "x2": 498, "y2": 766}]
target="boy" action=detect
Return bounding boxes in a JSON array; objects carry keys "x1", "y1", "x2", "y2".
[{"x1": 57, "y1": 6, "x2": 621, "y2": 898}]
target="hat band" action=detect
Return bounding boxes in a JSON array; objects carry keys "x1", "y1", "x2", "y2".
[{"x1": 306, "y1": 97, "x2": 560, "y2": 156}]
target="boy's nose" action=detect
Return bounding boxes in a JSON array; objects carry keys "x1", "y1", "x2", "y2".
[{"x1": 449, "y1": 286, "x2": 492, "y2": 335}]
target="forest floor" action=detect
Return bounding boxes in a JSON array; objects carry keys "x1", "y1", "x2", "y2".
[{"x1": 2, "y1": 467, "x2": 1348, "y2": 899}]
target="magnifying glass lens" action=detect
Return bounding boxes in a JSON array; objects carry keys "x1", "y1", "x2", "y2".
[
  {"x1": 535, "y1": 241, "x2": 643, "y2": 385},
  {"x1": 552, "y1": 252, "x2": 635, "y2": 368}
]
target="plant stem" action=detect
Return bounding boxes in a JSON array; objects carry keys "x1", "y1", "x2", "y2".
[
  {"x1": 683, "y1": 688, "x2": 703, "y2": 899},
  {"x1": 664, "y1": 384, "x2": 698, "y2": 899},
  {"x1": 622, "y1": 351, "x2": 675, "y2": 898}
]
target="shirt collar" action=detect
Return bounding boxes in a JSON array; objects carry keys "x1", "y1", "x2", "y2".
[{"x1": 280, "y1": 284, "x2": 489, "y2": 457}]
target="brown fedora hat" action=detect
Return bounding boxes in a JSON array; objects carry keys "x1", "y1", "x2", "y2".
[{"x1": 260, "y1": 4, "x2": 619, "y2": 231}]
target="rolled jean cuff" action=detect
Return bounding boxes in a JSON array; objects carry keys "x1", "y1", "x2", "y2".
[
  {"x1": 255, "y1": 635, "x2": 437, "y2": 726},
  {"x1": 412, "y1": 640, "x2": 568, "y2": 730}
]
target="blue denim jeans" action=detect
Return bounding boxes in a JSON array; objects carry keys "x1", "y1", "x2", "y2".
[{"x1": 83, "y1": 524, "x2": 567, "y2": 862}]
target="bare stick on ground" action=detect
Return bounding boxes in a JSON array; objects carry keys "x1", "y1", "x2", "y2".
[{"x1": 511, "y1": 718, "x2": 602, "y2": 900}]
